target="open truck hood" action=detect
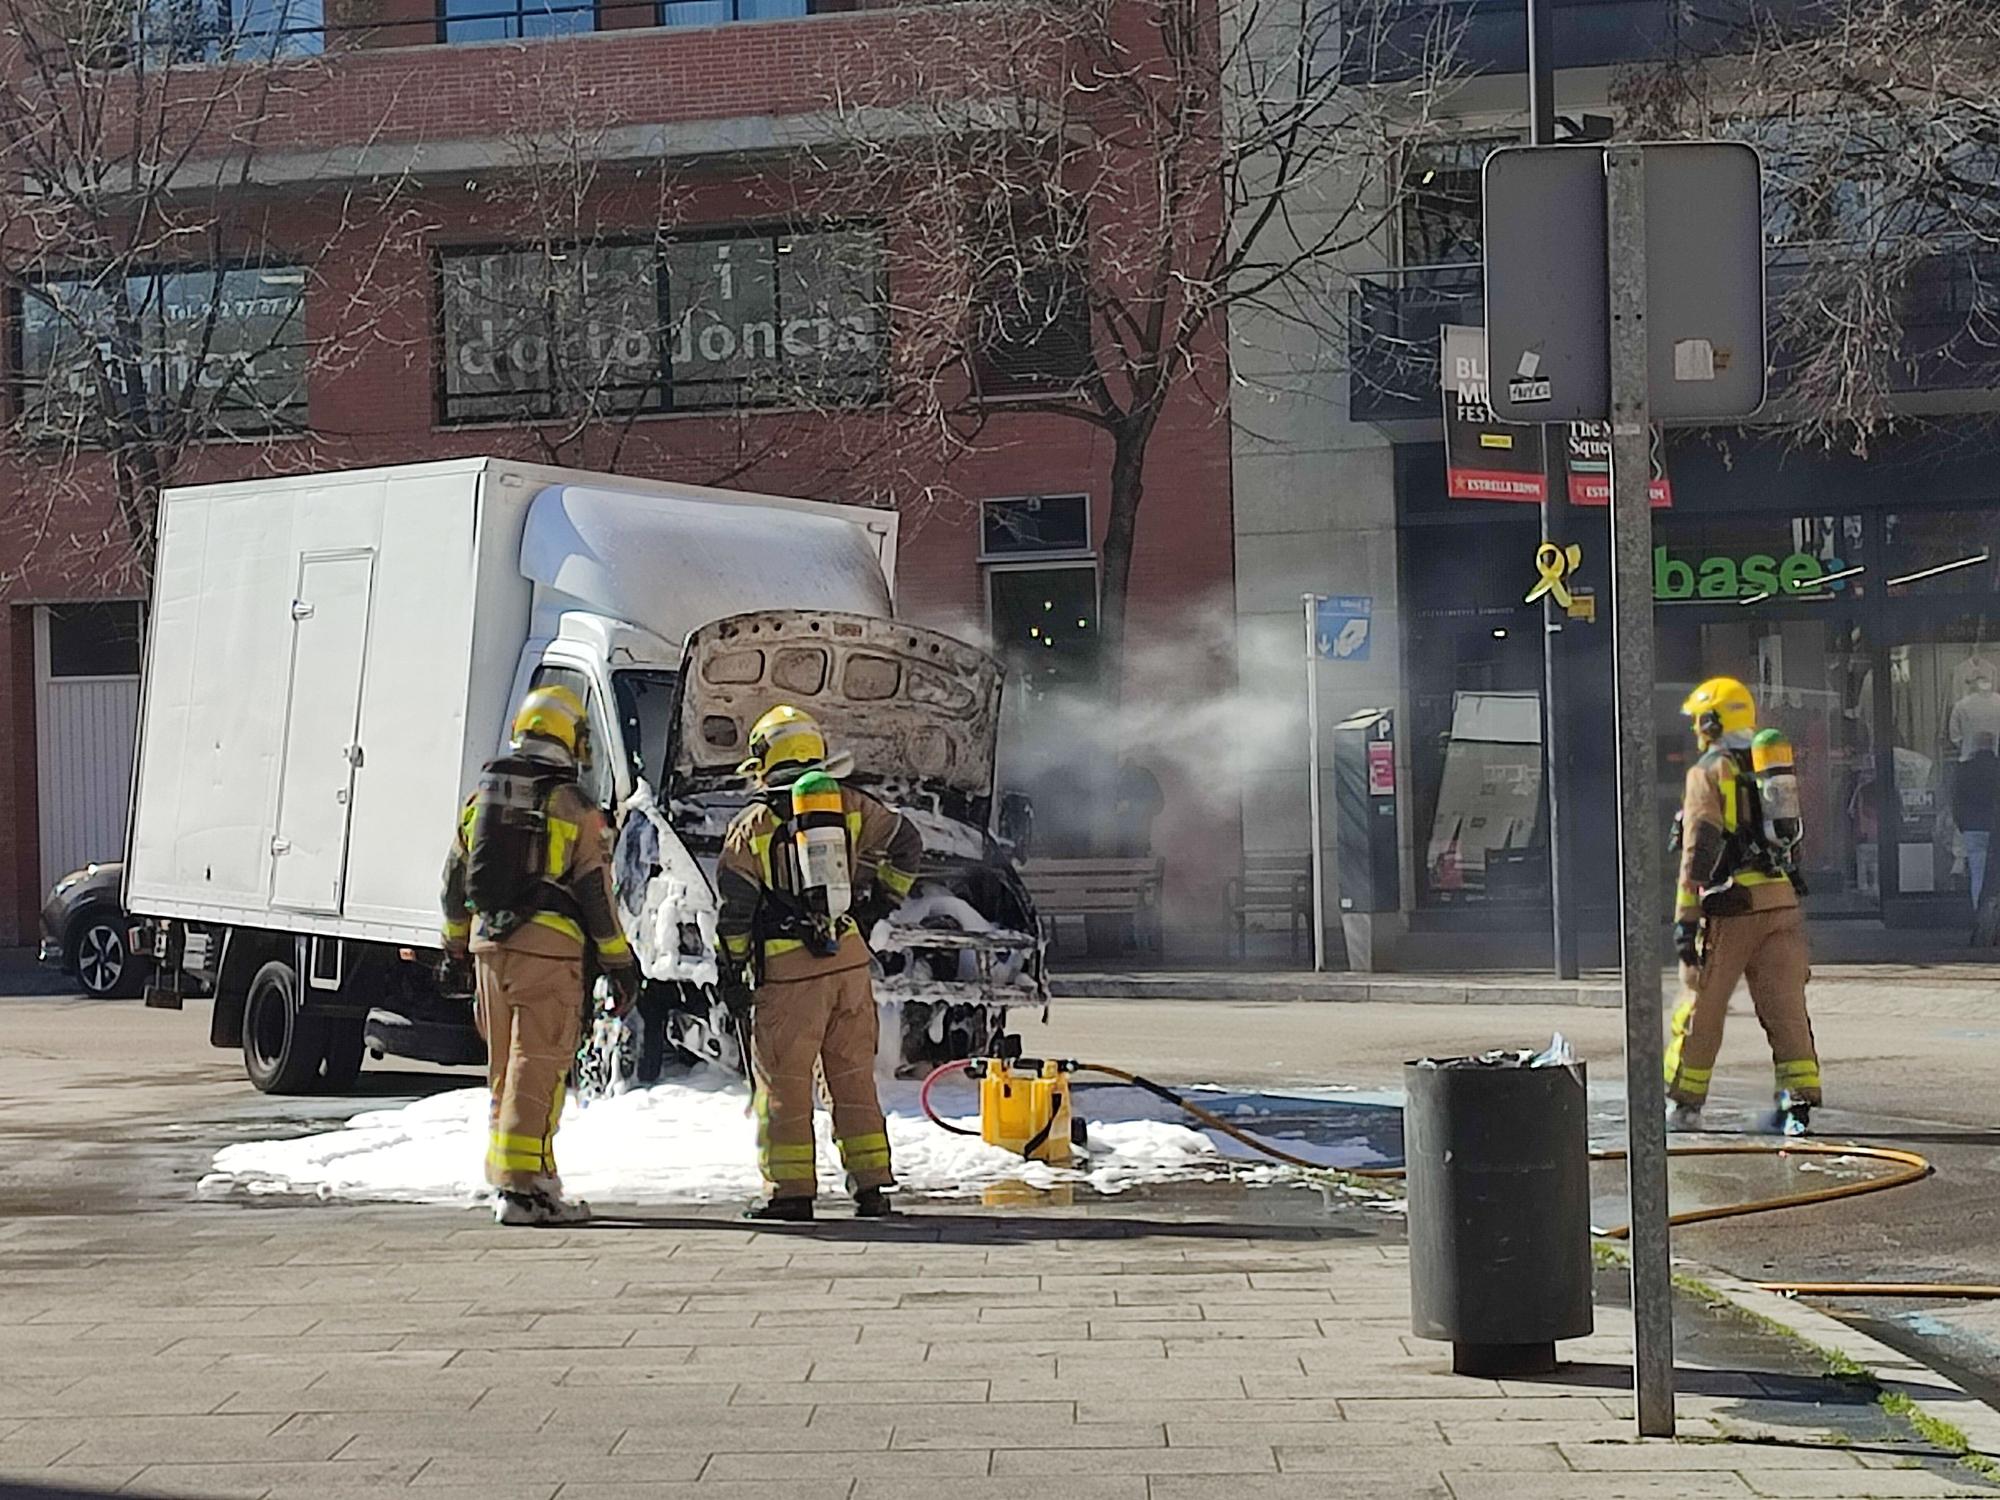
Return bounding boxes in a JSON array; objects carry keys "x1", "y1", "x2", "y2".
[{"x1": 673, "y1": 611, "x2": 1004, "y2": 816}]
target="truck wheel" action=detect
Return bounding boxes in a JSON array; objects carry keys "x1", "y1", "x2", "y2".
[
  {"x1": 320, "y1": 1017, "x2": 367, "y2": 1093},
  {"x1": 243, "y1": 960, "x2": 325, "y2": 1094}
]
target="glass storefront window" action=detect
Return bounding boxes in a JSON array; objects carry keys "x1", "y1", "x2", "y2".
[
  {"x1": 1884, "y1": 509, "x2": 2000, "y2": 596},
  {"x1": 1407, "y1": 604, "x2": 1548, "y2": 907},
  {"x1": 1886, "y1": 633, "x2": 2000, "y2": 909}
]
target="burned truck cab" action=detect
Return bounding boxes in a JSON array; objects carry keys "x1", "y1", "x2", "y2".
[{"x1": 593, "y1": 610, "x2": 1046, "y2": 1093}]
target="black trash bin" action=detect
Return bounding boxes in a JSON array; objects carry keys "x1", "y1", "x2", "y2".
[{"x1": 1404, "y1": 1049, "x2": 1593, "y2": 1376}]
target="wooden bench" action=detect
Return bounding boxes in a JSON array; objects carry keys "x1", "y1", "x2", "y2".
[
  {"x1": 1019, "y1": 857, "x2": 1165, "y2": 954},
  {"x1": 1226, "y1": 852, "x2": 1314, "y2": 957}
]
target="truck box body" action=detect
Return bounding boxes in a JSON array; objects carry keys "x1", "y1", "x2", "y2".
[{"x1": 126, "y1": 458, "x2": 895, "y2": 949}]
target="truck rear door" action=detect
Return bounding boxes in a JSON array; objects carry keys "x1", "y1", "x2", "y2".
[{"x1": 270, "y1": 549, "x2": 376, "y2": 914}]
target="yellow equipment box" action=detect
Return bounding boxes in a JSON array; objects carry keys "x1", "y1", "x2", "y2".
[{"x1": 978, "y1": 1058, "x2": 1077, "y2": 1165}]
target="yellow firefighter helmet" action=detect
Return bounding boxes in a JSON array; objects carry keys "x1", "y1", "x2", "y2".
[
  {"x1": 1682, "y1": 676, "x2": 1757, "y2": 745},
  {"x1": 742, "y1": 704, "x2": 828, "y2": 782},
  {"x1": 511, "y1": 685, "x2": 585, "y2": 757}
]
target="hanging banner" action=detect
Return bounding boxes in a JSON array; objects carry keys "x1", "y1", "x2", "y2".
[
  {"x1": 1441, "y1": 325, "x2": 1673, "y2": 508},
  {"x1": 1441, "y1": 324, "x2": 1546, "y2": 503},
  {"x1": 1555, "y1": 420, "x2": 1674, "y2": 508}
]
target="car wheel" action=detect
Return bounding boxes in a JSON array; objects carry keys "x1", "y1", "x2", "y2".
[
  {"x1": 71, "y1": 911, "x2": 140, "y2": 999},
  {"x1": 243, "y1": 960, "x2": 326, "y2": 1094},
  {"x1": 320, "y1": 1017, "x2": 367, "y2": 1093}
]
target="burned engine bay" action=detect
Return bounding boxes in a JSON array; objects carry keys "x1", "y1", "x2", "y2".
[{"x1": 586, "y1": 782, "x2": 1046, "y2": 1095}]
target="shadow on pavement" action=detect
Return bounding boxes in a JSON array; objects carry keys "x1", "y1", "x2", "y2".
[
  {"x1": 1516, "y1": 1358, "x2": 1879, "y2": 1405},
  {"x1": 576, "y1": 1212, "x2": 1373, "y2": 1244},
  {"x1": 342, "y1": 1070, "x2": 476, "y2": 1099}
]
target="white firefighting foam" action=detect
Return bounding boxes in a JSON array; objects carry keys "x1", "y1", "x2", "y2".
[{"x1": 199, "y1": 1075, "x2": 1394, "y2": 1206}]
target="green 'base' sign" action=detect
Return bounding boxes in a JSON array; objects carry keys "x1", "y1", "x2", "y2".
[{"x1": 1652, "y1": 546, "x2": 1849, "y2": 601}]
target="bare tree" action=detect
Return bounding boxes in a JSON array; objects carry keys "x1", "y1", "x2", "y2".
[
  {"x1": 0, "y1": 0, "x2": 423, "y2": 592},
  {"x1": 792, "y1": 0, "x2": 1460, "y2": 699},
  {"x1": 1616, "y1": 0, "x2": 2000, "y2": 450}
]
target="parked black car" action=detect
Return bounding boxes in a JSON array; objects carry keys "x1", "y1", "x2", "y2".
[{"x1": 40, "y1": 862, "x2": 146, "y2": 999}]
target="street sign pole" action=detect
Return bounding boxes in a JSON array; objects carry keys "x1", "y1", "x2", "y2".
[
  {"x1": 1604, "y1": 143, "x2": 1676, "y2": 1439},
  {"x1": 1303, "y1": 594, "x2": 1328, "y2": 973},
  {"x1": 1526, "y1": 0, "x2": 1579, "y2": 981}
]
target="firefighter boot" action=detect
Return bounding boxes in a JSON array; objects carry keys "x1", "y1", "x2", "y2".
[
  {"x1": 1774, "y1": 1091, "x2": 1812, "y2": 1138},
  {"x1": 744, "y1": 1197, "x2": 815, "y2": 1223},
  {"x1": 1666, "y1": 1101, "x2": 1705, "y2": 1133},
  {"x1": 493, "y1": 1184, "x2": 591, "y2": 1226},
  {"x1": 854, "y1": 1187, "x2": 896, "y2": 1219}
]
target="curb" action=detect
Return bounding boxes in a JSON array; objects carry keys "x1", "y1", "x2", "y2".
[
  {"x1": 1049, "y1": 974, "x2": 1622, "y2": 1005},
  {"x1": 1693, "y1": 1265, "x2": 2000, "y2": 1465}
]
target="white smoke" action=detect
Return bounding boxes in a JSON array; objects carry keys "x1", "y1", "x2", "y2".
[{"x1": 991, "y1": 593, "x2": 1305, "y2": 846}]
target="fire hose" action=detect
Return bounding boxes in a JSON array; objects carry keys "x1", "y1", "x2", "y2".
[{"x1": 918, "y1": 1059, "x2": 1991, "y2": 1300}]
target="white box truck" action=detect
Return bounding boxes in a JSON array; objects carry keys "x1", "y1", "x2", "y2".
[{"x1": 130, "y1": 458, "x2": 1046, "y2": 1093}]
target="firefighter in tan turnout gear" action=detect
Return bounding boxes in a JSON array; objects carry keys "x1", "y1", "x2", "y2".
[
  {"x1": 442, "y1": 685, "x2": 639, "y2": 1225},
  {"x1": 717, "y1": 705, "x2": 921, "y2": 1222},
  {"x1": 1663, "y1": 676, "x2": 1821, "y2": 1137}
]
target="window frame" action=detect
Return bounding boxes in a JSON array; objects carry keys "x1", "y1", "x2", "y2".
[
  {"x1": 127, "y1": 0, "x2": 323, "y2": 63},
  {"x1": 1395, "y1": 134, "x2": 1517, "y2": 270},
  {"x1": 437, "y1": 0, "x2": 596, "y2": 44},
  {"x1": 977, "y1": 493, "x2": 1095, "y2": 565},
  {"x1": 432, "y1": 223, "x2": 887, "y2": 427},
  {"x1": 10, "y1": 258, "x2": 311, "y2": 441}
]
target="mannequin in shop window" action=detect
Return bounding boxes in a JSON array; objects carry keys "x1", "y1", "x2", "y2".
[{"x1": 1949, "y1": 665, "x2": 2000, "y2": 914}]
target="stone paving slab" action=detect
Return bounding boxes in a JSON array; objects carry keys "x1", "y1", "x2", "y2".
[{"x1": 0, "y1": 1202, "x2": 1991, "y2": 1500}]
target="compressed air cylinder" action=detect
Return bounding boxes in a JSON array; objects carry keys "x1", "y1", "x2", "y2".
[
  {"x1": 1751, "y1": 728, "x2": 1803, "y2": 857},
  {"x1": 789, "y1": 771, "x2": 853, "y2": 928}
]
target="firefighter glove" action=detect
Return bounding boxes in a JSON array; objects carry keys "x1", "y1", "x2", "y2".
[
  {"x1": 720, "y1": 978, "x2": 754, "y2": 1019},
  {"x1": 606, "y1": 964, "x2": 642, "y2": 1017},
  {"x1": 1672, "y1": 919, "x2": 1703, "y2": 968},
  {"x1": 438, "y1": 952, "x2": 474, "y2": 997},
  {"x1": 851, "y1": 888, "x2": 893, "y2": 934}
]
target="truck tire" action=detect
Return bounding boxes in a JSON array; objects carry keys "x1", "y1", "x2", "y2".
[
  {"x1": 320, "y1": 1017, "x2": 367, "y2": 1092},
  {"x1": 243, "y1": 960, "x2": 325, "y2": 1094}
]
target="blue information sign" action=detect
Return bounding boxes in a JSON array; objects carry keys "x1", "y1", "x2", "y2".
[{"x1": 1313, "y1": 596, "x2": 1372, "y2": 661}]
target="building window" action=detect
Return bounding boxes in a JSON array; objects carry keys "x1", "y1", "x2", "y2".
[
  {"x1": 973, "y1": 263, "x2": 1093, "y2": 397},
  {"x1": 16, "y1": 265, "x2": 309, "y2": 440},
  {"x1": 437, "y1": 228, "x2": 884, "y2": 425},
  {"x1": 981, "y1": 495, "x2": 1091, "y2": 560},
  {"x1": 441, "y1": 0, "x2": 591, "y2": 41},
  {"x1": 660, "y1": 0, "x2": 806, "y2": 24},
  {"x1": 1399, "y1": 138, "x2": 1511, "y2": 267},
  {"x1": 130, "y1": 0, "x2": 321, "y2": 60},
  {"x1": 45, "y1": 603, "x2": 144, "y2": 679}
]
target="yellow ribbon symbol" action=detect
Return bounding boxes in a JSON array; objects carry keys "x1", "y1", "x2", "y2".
[{"x1": 1526, "y1": 542, "x2": 1583, "y2": 608}]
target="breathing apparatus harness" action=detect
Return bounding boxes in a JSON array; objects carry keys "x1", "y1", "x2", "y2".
[
  {"x1": 1671, "y1": 730, "x2": 1808, "y2": 912},
  {"x1": 463, "y1": 752, "x2": 588, "y2": 940}
]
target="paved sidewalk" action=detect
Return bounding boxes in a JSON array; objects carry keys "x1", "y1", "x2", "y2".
[{"x1": 2, "y1": 1199, "x2": 1992, "y2": 1500}]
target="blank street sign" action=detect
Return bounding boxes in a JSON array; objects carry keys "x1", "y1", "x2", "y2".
[
  {"x1": 1484, "y1": 141, "x2": 1766, "y2": 424},
  {"x1": 1484, "y1": 145, "x2": 1609, "y2": 423}
]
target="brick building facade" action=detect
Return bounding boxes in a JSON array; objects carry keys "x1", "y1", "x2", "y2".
[{"x1": 0, "y1": 7, "x2": 1239, "y2": 949}]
